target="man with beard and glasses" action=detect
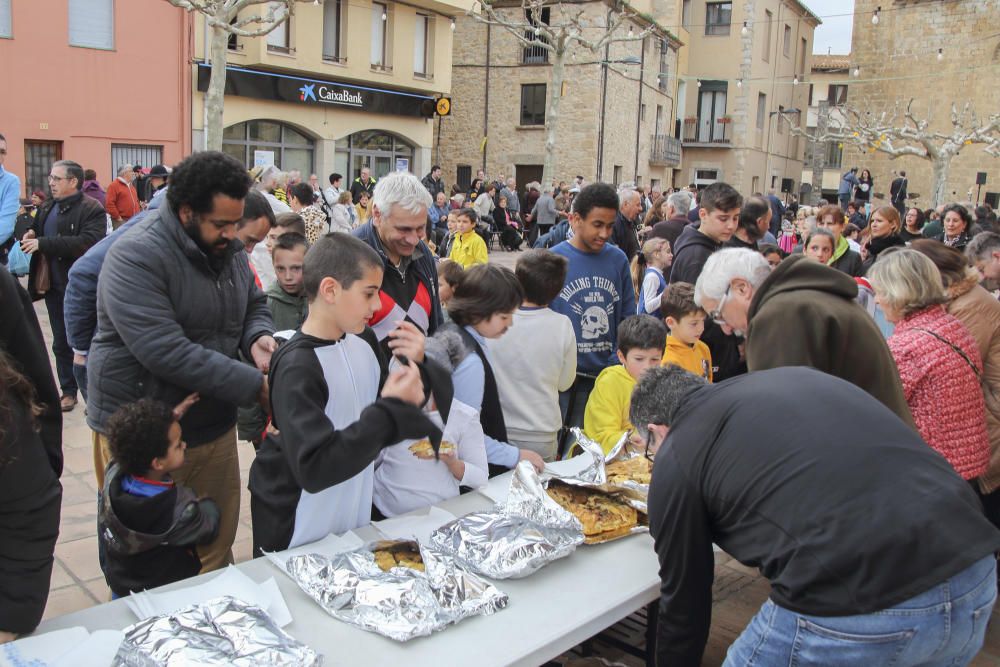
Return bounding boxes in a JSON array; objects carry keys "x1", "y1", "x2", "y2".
[{"x1": 87, "y1": 151, "x2": 276, "y2": 573}]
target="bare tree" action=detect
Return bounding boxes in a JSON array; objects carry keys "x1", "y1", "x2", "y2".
[
  {"x1": 470, "y1": 0, "x2": 662, "y2": 185},
  {"x1": 165, "y1": 0, "x2": 305, "y2": 151},
  {"x1": 784, "y1": 100, "x2": 1000, "y2": 206}
]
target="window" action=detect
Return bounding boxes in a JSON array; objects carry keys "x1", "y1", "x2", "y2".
[
  {"x1": 827, "y1": 84, "x2": 848, "y2": 106},
  {"x1": 322, "y1": 0, "x2": 342, "y2": 61},
  {"x1": 413, "y1": 14, "x2": 430, "y2": 76},
  {"x1": 658, "y1": 39, "x2": 669, "y2": 92},
  {"x1": 69, "y1": 0, "x2": 114, "y2": 50},
  {"x1": 228, "y1": 17, "x2": 239, "y2": 51},
  {"x1": 655, "y1": 105, "x2": 663, "y2": 135},
  {"x1": 370, "y1": 2, "x2": 388, "y2": 68},
  {"x1": 651, "y1": 178, "x2": 660, "y2": 191},
  {"x1": 613, "y1": 166, "x2": 622, "y2": 187},
  {"x1": 640, "y1": 104, "x2": 646, "y2": 121},
  {"x1": 825, "y1": 140, "x2": 843, "y2": 168},
  {"x1": 762, "y1": 10, "x2": 772, "y2": 62},
  {"x1": 266, "y1": 1, "x2": 290, "y2": 52},
  {"x1": 705, "y1": 2, "x2": 731, "y2": 35},
  {"x1": 0, "y1": 0, "x2": 11, "y2": 38},
  {"x1": 522, "y1": 7, "x2": 550, "y2": 64},
  {"x1": 681, "y1": 0, "x2": 691, "y2": 28},
  {"x1": 111, "y1": 144, "x2": 163, "y2": 178},
  {"x1": 756, "y1": 93, "x2": 766, "y2": 130},
  {"x1": 782, "y1": 24, "x2": 791, "y2": 57},
  {"x1": 696, "y1": 82, "x2": 727, "y2": 142},
  {"x1": 456, "y1": 165, "x2": 472, "y2": 190},
  {"x1": 222, "y1": 120, "x2": 315, "y2": 175},
  {"x1": 799, "y1": 37, "x2": 807, "y2": 74},
  {"x1": 777, "y1": 105, "x2": 784, "y2": 134},
  {"x1": 24, "y1": 141, "x2": 63, "y2": 197},
  {"x1": 520, "y1": 84, "x2": 546, "y2": 126}
]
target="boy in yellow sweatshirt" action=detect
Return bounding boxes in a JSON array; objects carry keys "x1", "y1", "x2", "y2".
[
  {"x1": 661, "y1": 282, "x2": 713, "y2": 381},
  {"x1": 448, "y1": 207, "x2": 489, "y2": 269},
  {"x1": 583, "y1": 315, "x2": 667, "y2": 454}
]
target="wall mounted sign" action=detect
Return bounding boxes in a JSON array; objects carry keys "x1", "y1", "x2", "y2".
[{"x1": 196, "y1": 63, "x2": 435, "y2": 119}]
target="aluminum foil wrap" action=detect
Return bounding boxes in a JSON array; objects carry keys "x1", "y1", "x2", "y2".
[
  {"x1": 286, "y1": 539, "x2": 508, "y2": 641},
  {"x1": 539, "y1": 429, "x2": 650, "y2": 514},
  {"x1": 430, "y1": 460, "x2": 585, "y2": 578},
  {"x1": 112, "y1": 596, "x2": 319, "y2": 666}
]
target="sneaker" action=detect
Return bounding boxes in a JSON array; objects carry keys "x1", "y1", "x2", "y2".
[{"x1": 60, "y1": 395, "x2": 78, "y2": 412}]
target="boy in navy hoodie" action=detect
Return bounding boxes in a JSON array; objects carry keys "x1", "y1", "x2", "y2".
[{"x1": 549, "y1": 183, "x2": 636, "y2": 428}]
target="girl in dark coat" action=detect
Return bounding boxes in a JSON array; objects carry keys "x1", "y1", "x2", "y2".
[
  {"x1": 854, "y1": 168, "x2": 873, "y2": 203},
  {"x1": 862, "y1": 206, "x2": 906, "y2": 275}
]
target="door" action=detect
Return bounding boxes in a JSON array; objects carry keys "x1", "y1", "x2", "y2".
[
  {"x1": 514, "y1": 164, "x2": 543, "y2": 211},
  {"x1": 698, "y1": 90, "x2": 727, "y2": 142},
  {"x1": 24, "y1": 140, "x2": 63, "y2": 197}
]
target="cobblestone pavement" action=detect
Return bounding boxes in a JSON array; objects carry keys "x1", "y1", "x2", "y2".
[{"x1": 22, "y1": 252, "x2": 1000, "y2": 664}]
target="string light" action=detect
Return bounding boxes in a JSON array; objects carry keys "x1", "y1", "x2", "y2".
[
  {"x1": 628, "y1": 24, "x2": 634, "y2": 37},
  {"x1": 533, "y1": 25, "x2": 540, "y2": 35},
  {"x1": 381, "y1": 9, "x2": 387, "y2": 20},
  {"x1": 451, "y1": 18, "x2": 455, "y2": 30},
  {"x1": 696, "y1": 80, "x2": 702, "y2": 88},
  {"x1": 853, "y1": 66, "x2": 860, "y2": 77},
  {"x1": 736, "y1": 78, "x2": 742, "y2": 88},
  {"x1": 741, "y1": 21, "x2": 748, "y2": 36},
  {"x1": 313, "y1": 0, "x2": 319, "y2": 5},
  {"x1": 937, "y1": 48, "x2": 943, "y2": 61},
  {"x1": 871, "y1": 6, "x2": 881, "y2": 25}
]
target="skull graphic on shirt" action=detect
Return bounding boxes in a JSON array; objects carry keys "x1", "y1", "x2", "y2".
[{"x1": 580, "y1": 306, "x2": 610, "y2": 340}]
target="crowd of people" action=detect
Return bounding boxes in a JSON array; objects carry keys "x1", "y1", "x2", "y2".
[{"x1": 2, "y1": 131, "x2": 1000, "y2": 665}]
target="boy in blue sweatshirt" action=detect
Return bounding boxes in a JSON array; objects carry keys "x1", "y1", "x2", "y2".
[{"x1": 550, "y1": 183, "x2": 636, "y2": 428}]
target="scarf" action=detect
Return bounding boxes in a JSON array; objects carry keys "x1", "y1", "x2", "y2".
[
  {"x1": 828, "y1": 235, "x2": 850, "y2": 266},
  {"x1": 866, "y1": 233, "x2": 904, "y2": 259}
]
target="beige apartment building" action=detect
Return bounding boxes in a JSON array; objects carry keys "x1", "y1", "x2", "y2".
[
  {"x1": 844, "y1": 0, "x2": 1000, "y2": 209},
  {"x1": 676, "y1": 0, "x2": 819, "y2": 197},
  {"x1": 799, "y1": 53, "x2": 850, "y2": 202},
  {"x1": 191, "y1": 0, "x2": 469, "y2": 181},
  {"x1": 436, "y1": 1, "x2": 682, "y2": 196}
]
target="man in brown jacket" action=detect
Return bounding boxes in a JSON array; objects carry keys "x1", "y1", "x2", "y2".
[
  {"x1": 693, "y1": 248, "x2": 915, "y2": 427},
  {"x1": 105, "y1": 164, "x2": 140, "y2": 228}
]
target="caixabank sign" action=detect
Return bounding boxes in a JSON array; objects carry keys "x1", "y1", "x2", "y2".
[{"x1": 196, "y1": 64, "x2": 435, "y2": 118}]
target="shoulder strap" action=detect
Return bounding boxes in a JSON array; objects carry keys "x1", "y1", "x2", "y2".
[{"x1": 913, "y1": 327, "x2": 980, "y2": 378}]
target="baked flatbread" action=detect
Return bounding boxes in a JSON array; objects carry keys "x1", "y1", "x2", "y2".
[
  {"x1": 409, "y1": 439, "x2": 456, "y2": 459},
  {"x1": 373, "y1": 546, "x2": 425, "y2": 572},
  {"x1": 546, "y1": 484, "x2": 638, "y2": 543},
  {"x1": 606, "y1": 457, "x2": 653, "y2": 486}
]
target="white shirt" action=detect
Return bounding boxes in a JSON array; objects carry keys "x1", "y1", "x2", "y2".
[
  {"x1": 487, "y1": 307, "x2": 577, "y2": 446},
  {"x1": 640, "y1": 267, "x2": 665, "y2": 315},
  {"x1": 373, "y1": 401, "x2": 488, "y2": 517},
  {"x1": 250, "y1": 243, "x2": 276, "y2": 291}
]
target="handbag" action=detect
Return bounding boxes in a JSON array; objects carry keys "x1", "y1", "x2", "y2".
[
  {"x1": 915, "y1": 327, "x2": 1000, "y2": 422},
  {"x1": 34, "y1": 252, "x2": 51, "y2": 297},
  {"x1": 6, "y1": 240, "x2": 29, "y2": 276}
]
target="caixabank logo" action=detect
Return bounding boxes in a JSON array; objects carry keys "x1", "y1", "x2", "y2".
[
  {"x1": 298, "y1": 84, "x2": 316, "y2": 102},
  {"x1": 297, "y1": 83, "x2": 363, "y2": 108}
]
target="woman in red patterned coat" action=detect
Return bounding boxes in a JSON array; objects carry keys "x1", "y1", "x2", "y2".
[{"x1": 868, "y1": 248, "x2": 990, "y2": 481}]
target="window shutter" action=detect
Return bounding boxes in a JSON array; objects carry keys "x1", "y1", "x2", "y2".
[
  {"x1": 69, "y1": 0, "x2": 114, "y2": 50},
  {"x1": 0, "y1": 0, "x2": 11, "y2": 38}
]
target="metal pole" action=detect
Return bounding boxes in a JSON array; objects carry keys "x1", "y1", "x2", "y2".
[{"x1": 633, "y1": 38, "x2": 645, "y2": 183}]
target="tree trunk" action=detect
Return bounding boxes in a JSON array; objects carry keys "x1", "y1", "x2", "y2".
[
  {"x1": 810, "y1": 101, "x2": 828, "y2": 205},
  {"x1": 204, "y1": 22, "x2": 230, "y2": 152},
  {"x1": 930, "y1": 154, "x2": 952, "y2": 208},
  {"x1": 542, "y1": 49, "x2": 565, "y2": 187}
]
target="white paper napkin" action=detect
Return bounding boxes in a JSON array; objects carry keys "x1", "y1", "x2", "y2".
[
  {"x1": 373, "y1": 506, "x2": 457, "y2": 544},
  {"x1": 1, "y1": 628, "x2": 123, "y2": 667},
  {"x1": 124, "y1": 566, "x2": 292, "y2": 627}
]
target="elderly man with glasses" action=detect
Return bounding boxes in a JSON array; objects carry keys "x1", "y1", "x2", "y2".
[
  {"x1": 21, "y1": 159, "x2": 106, "y2": 411},
  {"x1": 632, "y1": 364, "x2": 1000, "y2": 667},
  {"x1": 693, "y1": 247, "x2": 913, "y2": 425}
]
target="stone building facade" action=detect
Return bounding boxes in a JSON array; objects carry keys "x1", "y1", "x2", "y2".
[
  {"x1": 799, "y1": 54, "x2": 852, "y2": 201},
  {"x1": 437, "y1": 1, "x2": 681, "y2": 197},
  {"x1": 844, "y1": 0, "x2": 1000, "y2": 209},
  {"x1": 676, "y1": 0, "x2": 819, "y2": 197}
]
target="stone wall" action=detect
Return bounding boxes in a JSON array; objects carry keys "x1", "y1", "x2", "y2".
[
  {"x1": 843, "y1": 0, "x2": 1000, "y2": 207},
  {"x1": 437, "y1": 3, "x2": 678, "y2": 193}
]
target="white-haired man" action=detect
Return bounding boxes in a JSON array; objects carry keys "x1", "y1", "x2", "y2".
[
  {"x1": 649, "y1": 190, "x2": 693, "y2": 248},
  {"x1": 106, "y1": 164, "x2": 140, "y2": 228},
  {"x1": 611, "y1": 188, "x2": 641, "y2": 261},
  {"x1": 693, "y1": 248, "x2": 913, "y2": 424},
  {"x1": 353, "y1": 170, "x2": 441, "y2": 356}
]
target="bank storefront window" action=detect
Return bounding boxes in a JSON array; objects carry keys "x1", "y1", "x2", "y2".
[
  {"x1": 222, "y1": 120, "x2": 315, "y2": 175},
  {"x1": 335, "y1": 130, "x2": 415, "y2": 181}
]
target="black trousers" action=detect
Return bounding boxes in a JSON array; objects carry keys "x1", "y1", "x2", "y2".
[{"x1": 44, "y1": 288, "x2": 78, "y2": 397}]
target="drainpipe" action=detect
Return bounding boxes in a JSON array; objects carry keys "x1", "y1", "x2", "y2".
[
  {"x1": 596, "y1": 9, "x2": 612, "y2": 181},
  {"x1": 633, "y1": 37, "x2": 646, "y2": 182},
  {"x1": 483, "y1": 23, "x2": 491, "y2": 172}
]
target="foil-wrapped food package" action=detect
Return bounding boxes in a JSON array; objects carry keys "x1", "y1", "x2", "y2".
[
  {"x1": 286, "y1": 539, "x2": 507, "y2": 642},
  {"x1": 430, "y1": 460, "x2": 585, "y2": 579},
  {"x1": 112, "y1": 596, "x2": 319, "y2": 666}
]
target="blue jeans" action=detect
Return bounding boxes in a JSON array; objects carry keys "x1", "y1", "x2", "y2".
[{"x1": 724, "y1": 555, "x2": 997, "y2": 667}]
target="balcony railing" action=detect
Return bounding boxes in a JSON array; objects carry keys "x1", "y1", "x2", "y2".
[
  {"x1": 522, "y1": 31, "x2": 549, "y2": 64},
  {"x1": 649, "y1": 134, "x2": 682, "y2": 166},
  {"x1": 682, "y1": 117, "x2": 731, "y2": 145}
]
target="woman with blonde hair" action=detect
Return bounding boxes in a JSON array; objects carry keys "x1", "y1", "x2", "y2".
[
  {"x1": 867, "y1": 248, "x2": 989, "y2": 482},
  {"x1": 861, "y1": 205, "x2": 905, "y2": 274}
]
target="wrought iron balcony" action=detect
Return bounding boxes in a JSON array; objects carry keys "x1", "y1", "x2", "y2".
[
  {"x1": 682, "y1": 117, "x2": 732, "y2": 146},
  {"x1": 649, "y1": 134, "x2": 682, "y2": 166}
]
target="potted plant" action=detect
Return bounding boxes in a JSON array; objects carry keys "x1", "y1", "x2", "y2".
[
  {"x1": 718, "y1": 116, "x2": 733, "y2": 124},
  {"x1": 684, "y1": 116, "x2": 698, "y2": 124}
]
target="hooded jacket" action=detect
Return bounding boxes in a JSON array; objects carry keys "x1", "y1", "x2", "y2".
[
  {"x1": 747, "y1": 254, "x2": 914, "y2": 426},
  {"x1": 98, "y1": 463, "x2": 220, "y2": 597},
  {"x1": 583, "y1": 364, "x2": 636, "y2": 454},
  {"x1": 86, "y1": 204, "x2": 274, "y2": 445},
  {"x1": 668, "y1": 224, "x2": 721, "y2": 284},
  {"x1": 265, "y1": 281, "x2": 309, "y2": 332},
  {"x1": 828, "y1": 236, "x2": 864, "y2": 277}
]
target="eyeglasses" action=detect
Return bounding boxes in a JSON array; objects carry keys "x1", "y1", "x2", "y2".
[
  {"x1": 644, "y1": 430, "x2": 655, "y2": 461},
  {"x1": 47, "y1": 174, "x2": 69, "y2": 182},
  {"x1": 708, "y1": 284, "x2": 732, "y2": 326}
]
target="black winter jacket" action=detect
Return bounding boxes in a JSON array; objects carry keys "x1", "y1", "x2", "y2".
[
  {"x1": 668, "y1": 224, "x2": 721, "y2": 284},
  {"x1": 86, "y1": 204, "x2": 274, "y2": 445},
  {"x1": 611, "y1": 212, "x2": 640, "y2": 261},
  {"x1": 99, "y1": 463, "x2": 220, "y2": 597},
  {"x1": 28, "y1": 191, "x2": 106, "y2": 299}
]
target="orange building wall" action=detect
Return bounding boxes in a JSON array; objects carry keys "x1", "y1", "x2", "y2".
[{"x1": 0, "y1": 0, "x2": 192, "y2": 196}]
